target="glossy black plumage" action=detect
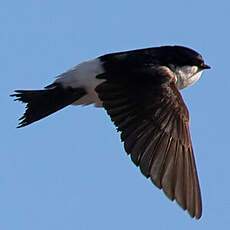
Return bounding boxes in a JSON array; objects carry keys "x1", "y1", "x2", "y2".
[
  {"x1": 99, "y1": 46, "x2": 205, "y2": 72},
  {"x1": 12, "y1": 45, "x2": 209, "y2": 219},
  {"x1": 11, "y1": 84, "x2": 86, "y2": 127}
]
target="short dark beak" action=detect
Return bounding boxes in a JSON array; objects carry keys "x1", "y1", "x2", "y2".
[{"x1": 201, "y1": 63, "x2": 211, "y2": 69}]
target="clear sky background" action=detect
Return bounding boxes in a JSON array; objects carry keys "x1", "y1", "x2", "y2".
[{"x1": 1, "y1": 0, "x2": 230, "y2": 229}]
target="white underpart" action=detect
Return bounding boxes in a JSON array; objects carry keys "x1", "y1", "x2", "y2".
[
  {"x1": 54, "y1": 58, "x2": 105, "y2": 107},
  {"x1": 175, "y1": 65, "x2": 203, "y2": 90},
  {"x1": 54, "y1": 61, "x2": 203, "y2": 106}
]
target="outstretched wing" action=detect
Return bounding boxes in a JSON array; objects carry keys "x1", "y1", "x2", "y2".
[{"x1": 96, "y1": 66, "x2": 202, "y2": 219}]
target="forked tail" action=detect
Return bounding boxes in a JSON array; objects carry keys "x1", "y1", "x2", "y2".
[{"x1": 11, "y1": 84, "x2": 86, "y2": 128}]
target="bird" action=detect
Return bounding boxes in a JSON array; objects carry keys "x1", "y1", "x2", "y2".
[{"x1": 11, "y1": 45, "x2": 210, "y2": 219}]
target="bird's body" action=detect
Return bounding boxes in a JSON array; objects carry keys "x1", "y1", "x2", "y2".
[
  {"x1": 54, "y1": 58, "x2": 105, "y2": 107},
  {"x1": 53, "y1": 55, "x2": 202, "y2": 107},
  {"x1": 12, "y1": 45, "x2": 210, "y2": 219}
]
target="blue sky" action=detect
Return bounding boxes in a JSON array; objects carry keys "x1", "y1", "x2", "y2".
[{"x1": 1, "y1": 0, "x2": 230, "y2": 229}]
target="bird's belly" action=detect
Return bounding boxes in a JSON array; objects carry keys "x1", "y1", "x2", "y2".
[
  {"x1": 55, "y1": 58, "x2": 105, "y2": 107},
  {"x1": 72, "y1": 88, "x2": 103, "y2": 107}
]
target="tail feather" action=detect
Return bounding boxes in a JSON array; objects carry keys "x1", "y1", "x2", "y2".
[{"x1": 11, "y1": 84, "x2": 86, "y2": 127}]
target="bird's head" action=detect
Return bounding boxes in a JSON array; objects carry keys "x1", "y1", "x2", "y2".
[{"x1": 157, "y1": 45, "x2": 210, "y2": 89}]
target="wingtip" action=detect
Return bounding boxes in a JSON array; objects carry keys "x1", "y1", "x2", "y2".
[
  {"x1": 152, "y1": 171, "x2": 202, "y2": 220},
  {"x1": 193, "y1": 204, "x2": 202, "y2": 220},
  {"x1": 188, "y1": 208, "x2": 202, "y2": 220}
]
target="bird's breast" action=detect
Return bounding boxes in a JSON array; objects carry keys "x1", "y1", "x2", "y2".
[{"x1": 175, "y1": 66, "x2": 203, "y2": 89}]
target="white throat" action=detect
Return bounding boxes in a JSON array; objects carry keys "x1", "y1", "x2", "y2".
[{"x1": 174, "y1": 65, "x2": 203, "y2": 90}]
